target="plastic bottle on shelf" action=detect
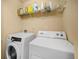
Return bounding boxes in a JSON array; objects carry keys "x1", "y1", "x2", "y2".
[
  {"x1": 40, "y1": 2, "x2": 45, "y2": 13},
  {"x1": 33, "y1": 2, "x2": 38, "y2": 13},
  {"x1": 19, "y1": 8, "x2": 24, "y2": 15},
  {"x1": 25, "y1": 7, "x2": 28, "y2": 15},
  {"x1": 49, "y1": 1, "x2": 53, "y2": 11},
  {"x1": 44, "y1": 1, "x2": 51, "y2": 12},
  {"x1": 27, "y1": 4, "x2": 34, "y2": 15}
]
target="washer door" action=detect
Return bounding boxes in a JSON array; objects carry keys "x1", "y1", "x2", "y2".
[
  {"x1": 8, "y1": 46, "x2": 17, "y2": 59},
  {"x1": 6, "y1": 43, "x2": 21, "y2": 59}
]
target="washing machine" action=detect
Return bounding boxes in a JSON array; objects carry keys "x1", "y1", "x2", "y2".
[
  {"x1": 6, "y1": 32, "x2": 36, "y2": 59},
  {"x1": 29, "y1": 31, "x2": 74, "y2": 59}
]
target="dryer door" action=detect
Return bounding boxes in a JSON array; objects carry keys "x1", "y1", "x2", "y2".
[{"x1": 6, "y1": 42, "x2": 22, "y2": 59}]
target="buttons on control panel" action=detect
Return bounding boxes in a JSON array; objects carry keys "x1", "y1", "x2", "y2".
[
  {"x1": 56, "y1": 33, "x2": 59, "y2": 36},
  {"x1": 61, "y1": 34, "x2": 63, "y2": 36},
  {"x1": 56, "y1": 33, "x2": 63, "y2": 37}
]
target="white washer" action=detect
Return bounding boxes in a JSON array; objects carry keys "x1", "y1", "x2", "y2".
[
  {"x1": 29, "y1": 31, "x2": 74, "y2": 59},
  {"x1": 6, "y1": 32, "x2": 36, "y2": 59}
]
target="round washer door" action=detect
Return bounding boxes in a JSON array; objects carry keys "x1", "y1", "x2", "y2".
[{"x1": 6, "y1": 42, "x2": 22, "y2": 59}]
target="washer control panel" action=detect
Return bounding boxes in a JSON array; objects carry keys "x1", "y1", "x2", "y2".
[
  {"x1": 37, "y1": 31, "x2": 66, "y2": 40},
  {"x1": 11, "y1": 37, "x2": 22, "y2": 42}
]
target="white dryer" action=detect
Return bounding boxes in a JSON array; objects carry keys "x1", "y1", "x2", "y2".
[
  {"x1": 29, "y1": 31, "x2": 74, "y2": 59},
  {"x1": 6, "y1": 32, "x2": 36, "y2": 59}
]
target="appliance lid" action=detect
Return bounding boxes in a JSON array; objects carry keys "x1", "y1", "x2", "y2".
[
  {"x1": 37, "y1": 31, "x2": 66, "y2": 40},
  {"x1": 30, "y1": 37, "x2": 74, "y2": 53}
]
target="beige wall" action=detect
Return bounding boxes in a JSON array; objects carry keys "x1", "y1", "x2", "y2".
[
  {"x1": 62, "y1": 0, "x2": 78, "y2": 59},
  {"x1": 22, "y1": 0, "x2": 64, "y2": 33},
  {"x1": 1, "y1": 0, "x2": 22, "y2": 59},
  {"x1": 22, "y1": 15, "x2": 64, "y2": 33}
]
